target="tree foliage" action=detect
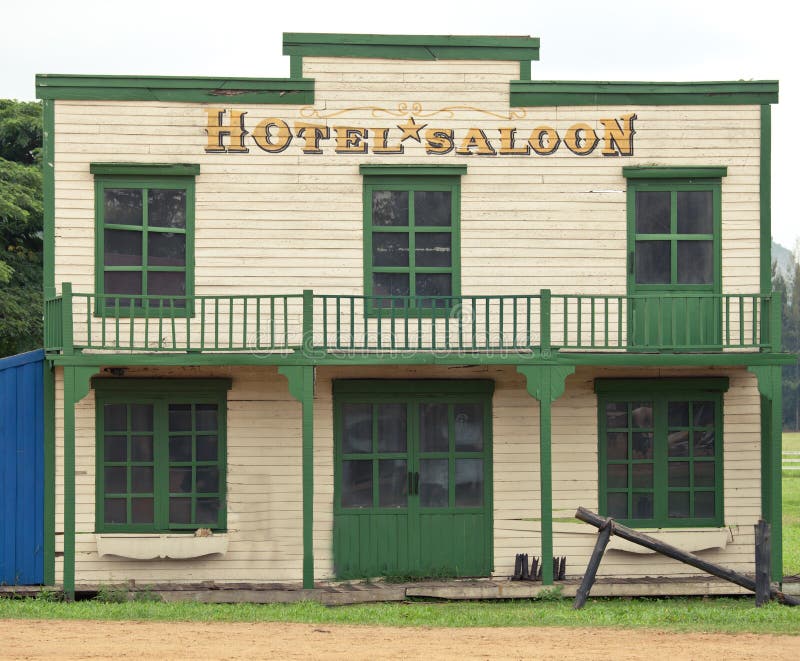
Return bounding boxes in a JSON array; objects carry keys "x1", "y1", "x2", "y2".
[
  {"x1": 773, "y1": 261, "x2": 800, "y2": 430},
  {"x1": 0, "y1": 99, "x2": 43, "y2": 357}
]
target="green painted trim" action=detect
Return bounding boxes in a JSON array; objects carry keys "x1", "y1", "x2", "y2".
[
  {"x1": 623, "y1": 167, "x2": 728, "y2": 180},
  {"x1": 517, "y1": 365, "x2": 575, "y2": 585},
  {"x1": 334, "y1": 379, "x2": 494, "y2": 395},
  {"x1": 278, "y1": 365, "x2": 315, "y2": 589},
  {"x1": 518, "y1": 61, "x2": 531, "y2": 81},
  {"x1": 283, "y1": 33, "x2": 540, "y2": 62},
  {"x1": 42, "y1": 100, "x2": 55, "y2": 300},
  {"x1": 90, "y1": 163, "x2": 200, "y2": 177},
  {"x1": 594, "y1": 377, "x2": 730, "y2": 394},
  {"x1": 760, "y1": 105, "x2": 772, "y2": 296},
  {"x1": 43, "y1": 362, "x2": 55, "y2": 585},
  {"x1": 36, "y1": 74, "x2": 314, "y2": 104},
  {"x1": 510, "y1": 80, "x2": 778, "y2": 107},
  {"x1": 359, "y1": 164, "x2": 468, "y2": 177},
  {"x1": 91, "y1": 377, "x2": 232, "y2": 392}
]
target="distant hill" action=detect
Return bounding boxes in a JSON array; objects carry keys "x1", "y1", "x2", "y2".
[{"x1": 772, "y1": 240, "x2": 797, "y2": 283}]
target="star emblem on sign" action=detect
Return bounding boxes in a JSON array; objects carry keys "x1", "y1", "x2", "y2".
[{"x1": 396, "y1": 116, "x2": 427, "y2": 143}]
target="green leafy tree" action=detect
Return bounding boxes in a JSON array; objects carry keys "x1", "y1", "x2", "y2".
[
  {"x1": 0, "y1": 99, "x2": 43, "y2": 357},
  {"x1": 774, "y1": 260, "x2": 800, "y2": 430}
]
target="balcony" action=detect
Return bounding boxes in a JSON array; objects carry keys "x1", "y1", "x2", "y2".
[{"x1": 44, "y1": 284, "x2": 781, "y2": 360}]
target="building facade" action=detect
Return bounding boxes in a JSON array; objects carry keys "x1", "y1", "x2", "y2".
[{"x1": 36, "y1": 33, "x2": 789, "y2": 597}]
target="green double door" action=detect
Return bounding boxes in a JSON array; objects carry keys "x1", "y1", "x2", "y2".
[{"x1": 333, "y1": 380, "x2": 493, "y2": 579}]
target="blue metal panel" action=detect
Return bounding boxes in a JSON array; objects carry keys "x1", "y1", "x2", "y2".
[{"x1": 0, "y1": 350, "x2": 45, "y2": 585}]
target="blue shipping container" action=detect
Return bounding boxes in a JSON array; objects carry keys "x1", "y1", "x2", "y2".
[{"x1": 0, "y1": 349, "x2": 45, "y2": 585}]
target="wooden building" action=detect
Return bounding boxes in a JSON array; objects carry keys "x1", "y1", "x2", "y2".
[{"x1": 35, "y1": 33, "x2": 791, "y2": 598}]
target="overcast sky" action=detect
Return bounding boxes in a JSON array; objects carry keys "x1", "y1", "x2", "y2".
[{"x1": 3, "y1": 0, "x2": 795, "y2": 248}]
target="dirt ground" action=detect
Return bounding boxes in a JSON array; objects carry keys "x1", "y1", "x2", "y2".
[{"x1": 0, "y1": 619, "x2": 798, "y2": 660}]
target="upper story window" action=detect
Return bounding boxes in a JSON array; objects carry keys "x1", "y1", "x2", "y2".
[
  {"x1": 91, "y1": 163, "x2": 199, "y2": 316},
  {"x1": 360, "y1": 165, "x2": 466, "y2": 314}
]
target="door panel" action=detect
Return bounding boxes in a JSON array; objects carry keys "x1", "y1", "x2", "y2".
[{"x1": 629, "y1": 295, "x2": 721, "y2": 349}]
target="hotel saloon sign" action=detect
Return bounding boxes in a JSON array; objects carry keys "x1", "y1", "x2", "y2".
[{"x1": 204, "y1": 107, "x2": 637, "y2": 157}]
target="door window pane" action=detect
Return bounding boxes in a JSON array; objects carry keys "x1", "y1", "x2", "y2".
[
  {"x1": 196, "y1": 467, "x2": 219, "y2": 494},
  {"x1": 668, "y1": 430, "x2": 689, "y2": 457},
  {"x1": 169, "y1": 404, "x2": 192, "y2": 432},
  {"x1": 632, "y1": 463, "x2": 653, "y2": 488},
  {"x1": 104, "y1": 271, "x2": 142, "y2": 302},
  {"x1": 342, "y1": 403, "x2": 372, "y2": 454},
  {"x1": 342, "y1": 460, "x2": 372, "y2": 508},
  {"x1": 372, "y1": 191, "x2": 409, "y2": 226},
  {"x1": 148, "y1": 271, "x2": 186, "y2": 299},
  {"x1": 668, "y1": 401, "x2": 689, "y2": 427},
  {"x1": 694, "y1": 462, "x2": 715, "y2": 487},
  {"x1": 104, "y1": 229, "x2": 142, "y2": 266},
  {"x1": 668, "y1": 491, "x2": 690, "y2": 518},
  {"x1": 104, "y1": 189, "x2": 143, "y2": 226},
  {"x1": 693, "y1": 430, "x2": 715, "y2": 457},
  {"x1": 131, "y1": 466, "x2": 154, "y2": 493},
  {"x1": 196, "y1": 435, "x2": 218, "y2": 461},
  {"x1": 677, "y1": 241, "x2": 713, "y2": 284},
  {"x1": 419, "y1": 403, "x2": 449, "y2": 452},
  {"x1": 632, "y1": 432, "x2": 653, "y2": 459},
  {"x1": 196, "y1": 498, "x2": 220, "y2": 524},
  {"x1": 606, "y1": 432, "x2": 627, "y2": 460},
  {"x1": 415, "y1": 191, "x2": 451, "y2": 226},
  {"x1": 607, "y1": 493, "x2": 627, "y2": 518},
  {"x1": 607, "y1": 464, "x2": 627, "y2": 488},
  {"x1": 169, "y1": 497, "x2": 192, "y2": 523},
  {"x1": 455, "y1": 459, "x2": 483, "y2": 507},
  {"x1": 148, "y1": 189, "x2": 186, "y2": 229},
  {"x1": 632, "y1": 493, "x2": 654, "y2": 519},
  {"x1": 415, "y1": 273, "x2": 452, "y2": 298},
  {"x1": 130, "y1": 404, "x2": 153, "y2": 432},
  {"x1": 419, "y1": 458, "x2": 448, "y2": 507},
  {"x1": 104, "y1": 404, "x2": 128, "y2": 432},
  {"x1": 373, "y1": 272, "x2": 410, "y2": 298},
  {"x1": 131, "y1": 435, "x2": 153, "y2": 461},
  {"x1": 694, "y1": 492, "x2": 715, "y2": 518},
  {"x1": 635, "y1": 240, "x2": 670, "y2": 284},
  {"x1": 169, "y1": 467, "x2": 193, "y2": 493},
  {"x1": 104, "y1": 436, "x2": 127, "y2": 462},
  {"x1": 105, "y1": 467, "x2": 127, "y2": 494},
  {"x1": 104, "y1": 498, "x2": 127, "y2": 524},
  {"x1": 373, "y1": 233, "x2": 409, "y2": 267},
  {"x1": 148, "y1": 232, "x2": 186, "y2": 267},
  {"x1": 631, "y1": 403, "x2": 653, "y2": 429},
  {"x1": 379, "y1": 459, "x2": 407, "y2": 508},
  {"x1": 195, "y1": 404, "x2": 218, "y2": 431},
  {"x1": 677, "y1": 191, "x2": 712, "y2": 234},
  {"x1": 377, "y1": 403, "x2": 407, "y2": 452},
  {"x1": 415, "y1": 233, "x2": 451, "y2": 267},
  {"x1": 605, "y1": 402, "x2": 628, "y2": 428},
  {"x1": 635, "y1": 191, "x2": 670, "y2": 234},
  {"x1": 668, "y1": 461, "x2": 690, "y2": 487},
  {"x1": 169, "y1": 436, "x2": 193, "y2": 462},
  {"x1": 131, "y1": 498, "x2": 154, "y2": 524},
  {"x1": 693, "y1": 401, "x2": 715, "y2": 427},
  {"x1": 454, "y1": 403, "x2": 483, "y2": 451}
]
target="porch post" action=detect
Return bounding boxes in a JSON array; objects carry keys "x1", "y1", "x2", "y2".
[
  {"x1": 279, "y1": 365, "x2": 315, "y2": 589},
  {"x1": 517, "y1": 365, "x2": 575, "y2": 585}
]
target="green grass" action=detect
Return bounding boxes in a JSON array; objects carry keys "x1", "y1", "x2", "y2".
[
  {"x1": 0, "y1": 597, "x2": 799, "y2": 634},
  {"x1": 784, "y1": 470, "x2": 800, "y2": 576},
  {"x1": 784, "y1": 432, "x2": 800, "y2": 453}
]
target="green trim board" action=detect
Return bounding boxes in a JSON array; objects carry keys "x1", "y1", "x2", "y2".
[
  {"x1": 43, "y1": 99, "x2": 55, "y2": 300},
  {"x1": 92, "y1": 167, "x2": 197, "y2": 318},
  {"x1": 510, "y1": 80, "x2": 778, "y2": 107},
  {"x1": 35, "y1": 74, "x2": 314, "y2": 104},
  {"x1": 596, "y1": 378, "x2": 728, "y2": 528},
  {"x1": 283, "y1": 33, "x2": 540, "y2": 62},
  {"x1": 93, "y1": 378, "x2": 231, "y2": 533},
  {"x1": 623, "y1": 167, "x2": 728, "y2": 180},
  {"x1": 760, "y1": 105, "x2": 772, "y2": 296}
]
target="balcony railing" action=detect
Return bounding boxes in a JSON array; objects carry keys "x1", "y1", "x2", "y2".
[{"x1": 45, "y1": 283, "x2": 781, "y2": 357}]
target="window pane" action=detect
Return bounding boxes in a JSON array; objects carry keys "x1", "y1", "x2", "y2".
[
  {"x1": 415, "y1": 273, "x2": 452, "y2": 298},
  {"x1": 104, "y1": 436, "x2": 127, "y2": 462},
  {"x1": 130, "y1": 404, "x2": 153, "y2": 432},
  {"x1": 419, "y1": 403, "x2": 449, "y2": 452},
  {"x1": 631, "y1": 403, "x2": 653, "y2": 429},
  {"x1": 632, "y1": 493, "x2": 654, "y2": 519},
  {"x1": 131, "y1": 498, "x2": 154, "y2": 524},
  {"x1": 196, "y1": 435, "x2": 218, "y2": 462},
  {"x1": 342, "y1": 460, "x2": 372, "y2": 508},
  {"x1": 169, "y1": 404, "x2": 192, "y2": 432},
  {"x1": 677, "y1": 191, "x2": 712, "y2": 234},
  {"x1": 635, "y1": 240, "x2": 670, "y2": 284},
  {"x1": 668, "y1": 461, "x2": 690, "y2": 487},
  {"x1": 693, "y1": 430, "x2": 715, "y2": 457},
  {"x1": 373, "y1": 233, "x2": 409, "y2": 267},
  {"x1": 677, "y1": 241, "x2": 713, "y2": 284},
  {"x1": 196, "y1": 498, "x2": 220, "y2": 524},
  {"x1": 104, "y1": 229, "x2": 142, "y2": 266},
  {"x1": 694, "y1": 492, "x2": 715, "y2": 518},
  {"x1": 668, "y1": 401, "x2": 689, "y2": 427},
  {"x1": 195, "y1": 404, "x2": 218, "y2": 432},
  {"x1": 105, "y1": 189, "x2": 142, "y2": 226},
  {"x1": 342, "y1": 403, "x2": 372, "y2": 454},
  {"x1": 169, "y1": 436, "x2": 193, "y2": 462},
  {"x1": 196, "y1": 467, "x2": 219, "y2": 494},
  {"x1": 372, "y1": 190, "x2": 408, "y2": 226},
  {"x1": 693, "y1": 401, "x2": 715, "y2": 427},
  {"x1": 104, "y1": 404, "x2": 128, "y2": 432},
  {"x1": 668, "y1": 430, "x2": 689, "y2": 457},
  {"x1": 169, "y1": 467, "x2": 193, "y2": 493},
  {"x1": 147, "y1": 271, "x2": 186, "y2": 299},
  {"x1": 105, "y1": 467, "x2": 127, "y2": 494},
  {"x1": 454, "y1": 403, "x2": 483, "y2": 451},
  {"x1": 148, "y1": 232, "x2": 186, "y2": 267},
  {"x1": 607, "y1": 464, "x2": 627, "y2": 488},
  {"x1": 169, "y1": 497, "x2": 192, "y2": 523},
  {"x1": 131, "y1": 435, "x2": 153, "y2": 462},
  {"x1": 635, "y1": 191, "x2": 670, "y2": 234},
  {"x1": 378, "y1": 459, "x2": 407, "y2": 508},
  {"x1": 694, "y1": 462, "x2": 715, "y2": 487},
  {"x1": 373, "y1": 272, "x2": 410, "y2": 299},
  {"x1": 632, "y1": 432, "x2": 653, "y2": 459},
  {"x1": 415, "y1": 232, "x2": 451, "y2": 267},
  {"x1": 148, "y1": 189, "x2": 186, "y2": 229},
  {"x1": 607, "y1": 492, "x2": 627, "y2": 518},
  {"x1": 131, "y1": 466, "x2": 153, "y2": 493},
  {"x1": 377, "y1": 403, "x2": 407, "y2": 452},
  {"x1": 415, "y1": 191, "x2": 451, "y2": 226},
  {"x1": 104, "y1": 498, "x2": 127, "y2": 524},
  {"x1": 632, "y1": 463, "x2": 653, "y2": 488},
  {"x1": 419, "y1": 458, "x2": 448, "y2": 508},
  {"x1": 668, "y1": 491, "x2": 690, "y2": 518},
  {"x1": 455, "y1": 458, "x2": 483, "y2": 507},
  {"x1": 104, "y1": 271, "x2": 142, "y2": 302},
  {"x1": 605, "y1": 402, "x2": 628, "y2": 429},
  {"x1": 606, "y1": 432, "x2": 627, "y2": 460}
]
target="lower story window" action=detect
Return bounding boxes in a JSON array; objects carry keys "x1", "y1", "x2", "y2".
[
  {"x1": 596, "y1": 378, "x2": 727, "y2": 527},
  {"x1": 94, "y1": 378, "x2": 231, "y2": 532}
]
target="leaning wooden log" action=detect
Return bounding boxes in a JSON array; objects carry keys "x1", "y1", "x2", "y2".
[
  {"x1": 575, "y1": 507, "x2": 799, "y2": 607},
  {"x1": 754, "y1": 520, "x2": 771, "y2": 607},
  {"x1": 573, "y1": 520, "x2": 612, "y2": 609}
]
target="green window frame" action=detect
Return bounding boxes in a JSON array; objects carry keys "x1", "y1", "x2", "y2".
[
  {"x1": 94, "y1": 378, "x2": 230, "y2": 533},
  {"x1": 624, "y1": 167, "x2": 725, "y2": 294},
  {"x1": 596, "y1": 378, "x2": 728, "y2": 528},
  {"x1": 91, "y1": 163, "x2": 199, "y2": 317},
  {"x1": 361, "y1": 165, "x2": 465, "y2": 316}
]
